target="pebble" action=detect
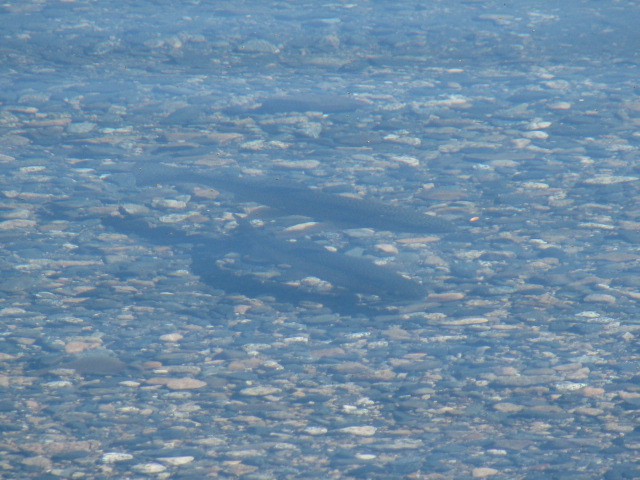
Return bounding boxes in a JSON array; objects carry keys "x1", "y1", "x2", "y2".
[
  {"x1": 147, "y1": 378, "x2": 207, "y2": 390},
  {"x1": 427, "y1": 292, "x2": 465, "y2": 302},
  {"x1": 21, "y1": 456, "x2": 52, "y2": 469},
  {"x1": 581, "y1": 386, "x2": 606, "y2": 397},
  {"x1": 338, "y1": 426, "x2": 377, "y2": 436},
  {"x1": 0, "y1": 307, "x2": 28, "y2": 315},
  {"x1": 43, "y1": 381, "x2": 73, "y2": 388},
  {"x1": 158, "y1": 456, "x2": 194, "y2": 466},
  {"x1": 160, "y1": 333, "x2": 183, "y2": 342},
  {"x1": 473, "y1": 467, "x2": 499, "y2": 477},
  {"x1": 556, "y1": 382, "x2": 588, "y2": 392},
  {"x1": 239, "y1": 386, "x2": 282, "y2": 396},
  {"x1": 153, "y1": 198, "x2": 188, "y2": 209},
  {"x1": 66, "y1": 122, "x2": 97, "y2": 134},
  {"x1": 102, "y1": 452, "x2": 134, "y2": 463},
  {"x1": 522, "y1": 130, "x2": 549, "y2": 140},
  {"x1": 0, "y1": 219, "x2": 37, "y2": 230},
  {"x1": 493, "y1": 402, "x2": 525, "y2": 413},
  {"x1": 574, "y1": 406, "x2": 604, "y2": 416},
  {"x1": 584, "y1": 293, "x2": 616, "y2": 304},
  {"x1": 273, "y1": 159, "x2": 320, "y2": 169},
  {"x1": 583, "y1": 175, "x2": 638, "y2": 185},
  {"x1": 389, "y1": 154, "x2": 420, "y2": 165},
  {"x1": 133, "y1": 463, "x2": 167, "y2": 473},
  {"x1": 375, "y1": 243, "x2": 399, "y2": 254},
  {"x1": 355, "y1": 453, "x2": 377, "y2": 461},
  {"x1": 120, "y1": 381, "x2": 141, "y2": 387},
  {"x1": 283, "y1": 221, "x2": 320, "y2": 232},
  {"x1": 527, "y1": 120, "x2": 552, "y2": 130},
  {"x1": 238, "y1": 39, "x2": 279, "y2": 53},
  {"x1": 159, "y1": 212, "x2": 197, "y2": 223},
  {"x1": 439, "y1": 317, "x2": 488, "y2": 325}
]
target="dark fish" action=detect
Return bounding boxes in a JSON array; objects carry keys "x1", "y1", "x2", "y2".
[
  {"x1": 102, "y1": 211, "x2": 425, "y2": 307},
  {"x1": 239, "y1": 231, "x2": 425, "y2": 300},
  {"x1": 134, "y1": 164, "x2": 454, "y2": 233},
  {"x1": 189, "y1": 249, "x2": 383, "y2": 315}
]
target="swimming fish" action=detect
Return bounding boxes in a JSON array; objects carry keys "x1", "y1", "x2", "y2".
[
  {"x1": 134, "y1": 164, "x2": 454, "y2": 234},
  {"x1": 102, "y1": 211, "x2": 425, "y2": 309}
]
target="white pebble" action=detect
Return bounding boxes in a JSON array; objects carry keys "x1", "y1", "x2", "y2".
[
  {"x1": 338, "y1": 426, "x2": 377, "y2": 436},
  {"x1": 134, "y1": 462, "x2": 167, "y2": 473},
  {"x1": 102, "y1": 452, "x2": 134, "y2": 463}
]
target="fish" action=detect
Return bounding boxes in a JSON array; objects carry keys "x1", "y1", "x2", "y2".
[
  {"x1": 188, "y1": 249, "x2": 383, "y2": 315},
  {"x1": 239, "y1": 232, "x2": 424, "y2": 300},
  {"x1": 134, "y1": 164, "x2": 454, "y2": 234},
  {"x1": 102, "y1": 210, "x2": 425, "y2": 311}
]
